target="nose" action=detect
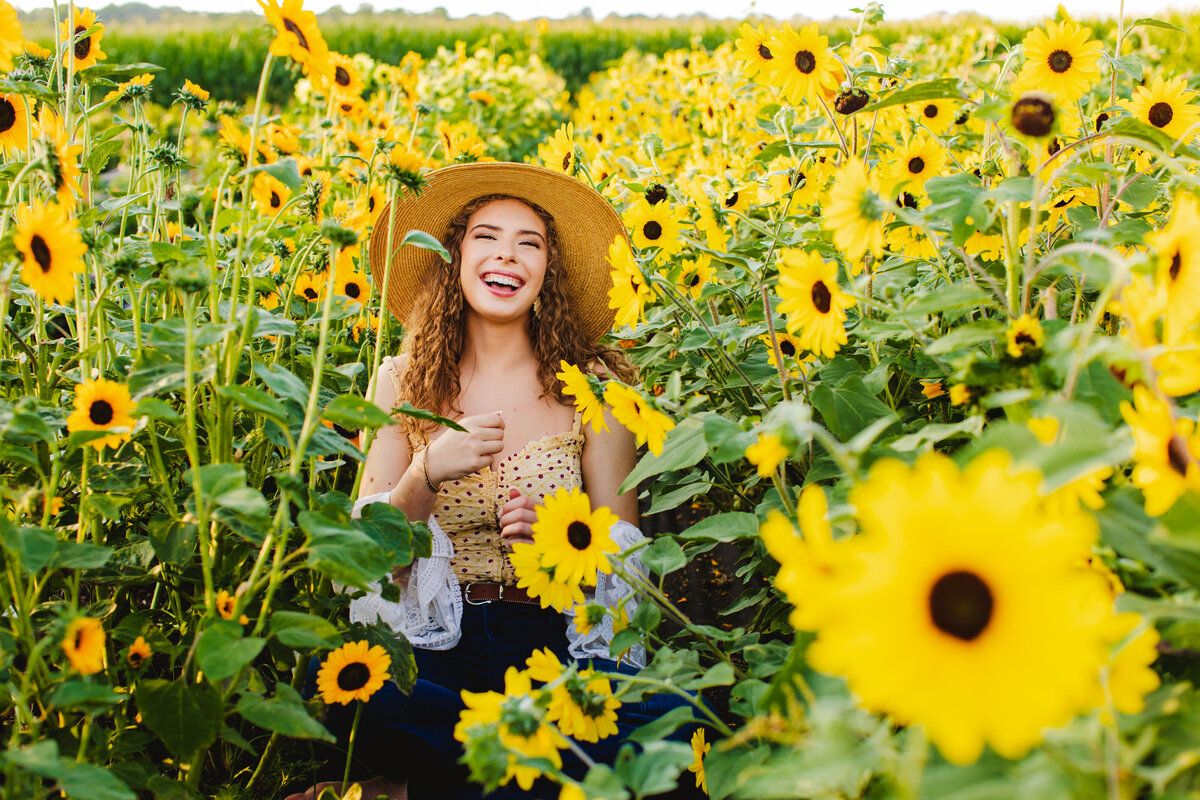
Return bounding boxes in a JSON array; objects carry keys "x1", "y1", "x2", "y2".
[{"x1": 494, "y1": 247, "x2": 514, "y2": 262}]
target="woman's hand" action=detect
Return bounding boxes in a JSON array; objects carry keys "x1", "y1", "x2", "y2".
[
  {"x1": 499, "y1": 488, "x2": 538, "y2": 547},
  {"x1": 424, "y1": 411, "x2": 505, "y2": 485}
]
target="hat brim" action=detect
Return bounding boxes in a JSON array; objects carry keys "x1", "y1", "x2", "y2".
[{"x1": 368, "y1": 162, "x2": 629, "y2": 343}]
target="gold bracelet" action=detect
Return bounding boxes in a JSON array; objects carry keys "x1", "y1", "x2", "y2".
[{"x1": 421, "y1": 449, "x2": 440, "y2": 494}]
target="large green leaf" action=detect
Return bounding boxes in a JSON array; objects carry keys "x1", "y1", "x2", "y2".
[
  {"x1": 678, "y1": 511, "x2": 759, "y2": 542},
  {"x1": 619, "y1": 417, "x2": 707, "y2": 494},
  {"x1": 134, "y1": 680, "x2": 222, "y2": 757},
  {"x1": 641, "y1": 536, "x2": 687, "y2": 577},
  {"x1": 322, "y1": 395, "x2": 395, "y2": 429},
  {"x1": 400, "y1": 229, "x2": 451, "y2": 263},
  {"x1": 0, "y1": 520, "x2": 56, "y2": 573},
  {"x1": 236, "y1": 684, "x2": 335, "y2": 742},
  {"x1": 810, "y1": 377, "x2": 897, "y2": 442},
  {"x1": 195, "y1": 622, "x2": 266, "y2": 682},
  {"x1": 860, "y1": 78, "x2": 963, "y2": 112},
  {"x1": 268, "y1": 611, "x2": 343, "y2": 649},
  {"x1": 301, "y1": 511, "x2": 392, "y2": 588}
]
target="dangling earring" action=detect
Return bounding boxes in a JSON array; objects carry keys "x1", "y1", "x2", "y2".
[{"x1": 532, "y1": 295, "x2": 542, "y2": 316}]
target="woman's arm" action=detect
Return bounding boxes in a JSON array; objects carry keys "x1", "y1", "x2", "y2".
[{"x1": 581, "y1": 401, "x2": 639, "y2": 525}]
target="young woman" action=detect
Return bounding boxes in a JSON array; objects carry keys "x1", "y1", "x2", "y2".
[{"x1": 288, "y1": 162, "x2": 659, "y2": 800}]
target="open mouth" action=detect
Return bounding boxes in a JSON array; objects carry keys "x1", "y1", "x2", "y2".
[{"x1": 481, "y1": 271, "x2": 524, "y2": 296}]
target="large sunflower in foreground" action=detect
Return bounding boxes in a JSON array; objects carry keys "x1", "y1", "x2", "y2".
[
  {"x1": 257, "y1": 0, "x2": 333, "y2": 82},
  {"x1": 59, "y1": 7, "x2": 107, "y2": 71},
  {"x1": 823, "y1": 160, "x2": 885, "y2": 268},
  {"x1": 0, "y1": 1, "x2": 21, "y2": 71},
  {"x1": 511, "y1": 543, "x2": 587, "y2": 612},
  {"x1": 1013, "y1": 20, "x2": 1103, "y2": 103},
  {"x1": 775, "y1": 248, "x2": 857, "y2": 358},
  {"x1": 808, "y1": 451, "x2": 1128, "y2": 765},
  {"x1": 67, "y1": 379, "x2": 138, "y2": 451},
  {"x1": 1124, "y1": 75, "x2": 1200, "y2": 142},
  {"x1": 764, "y1": 23, "x2": 839, "y2": 105},
  {"x1": 531, "y1": 487, "x2": 619, "y2": 587},
  {"x1": 317, "y1": 640, "x2": 391, "y2": 705},
  {"x1": 1119, "y1": 384, "x2": 1200, "y2": 516},
  {"x1": 14, "y1": 199, "x2": 87, "y2": 306}
]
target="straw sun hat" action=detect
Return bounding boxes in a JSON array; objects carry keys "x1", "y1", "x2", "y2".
[{"x1": 367, "y1": 162, "x2": 631, "y2": 343}]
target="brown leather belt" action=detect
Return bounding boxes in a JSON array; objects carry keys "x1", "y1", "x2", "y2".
[{"x1": 463, "y1": 581, "x2": 538, "y2": 605}]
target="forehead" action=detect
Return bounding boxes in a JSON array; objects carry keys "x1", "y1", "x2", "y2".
[{"x1": 467, "y1": 197, "x2": 546, "y2": 234}]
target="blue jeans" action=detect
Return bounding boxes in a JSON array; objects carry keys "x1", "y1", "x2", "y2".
[{"x1": 305, "y1": 601, "x2": 696, "y2": 799}]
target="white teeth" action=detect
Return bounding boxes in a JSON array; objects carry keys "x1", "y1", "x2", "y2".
[{"x1": 484, "y1": 273, "x2": 521, "y2": 289}]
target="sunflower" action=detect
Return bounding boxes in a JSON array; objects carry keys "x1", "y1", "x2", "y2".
[
  {"x1": 623, "y1": 199, "x2": 684, "y2": 257},
  {"x1": 294, "y1": 272, "x2": 324, "y2": 303},
  {"x1": 103, "y1": 73, "x2": 154, "y2": 103},
  {"x1": 1014, "y1": 20, "x2": 1103, "y2": 103},
  {"x1": 0, "y1": 1, "x2": 21, "y2": 71},
  {"x1": 334, "y1": 95, "x2": 368, "y2": 121},
  {"x1": 251, "y1": 172, "x2": 292, "y2": 217},
  {"x1": 175, "y1": 79, "x2": 210, "y2": 111},
  {"x1": 37, "y1": 109, "x2": 84, "y2": 209},
  {"x1": 317, "y1": 640, "x2": 391, "y2": 705},
  {"x1": 531, "y1": 487, "x2": 619, "y2": 586},
  {"x1": 823, "y1": 160, "x2": 885, "y2": 268},
  {"x1": 59, "y1": 7, "x2": 107, "y2": 71},
  {"x1": 677, "y1": 255, "x2": 715, "y2": 299},
  {"x1": 607, "y1": 234, "x2": 655, "y2": 329},
  {"x1": 764, "y1": 156, "x2": 823, "y2": 208},
  {"x1": 775, "y1": 248, "x2": 856, "y2": 358},
  {"x1": 1119, "y1": 385, "x2": 1200, "y2": 516},
  {"x1": 949, "y1": 384, "x2": 971, "y2": 405},
  {"x1": 547, "y1": 668, "x2": 621, "y2": 743},
  {"x1": 761, "y1": 331, "x2": 817, "y2": 378},
  {"x1": 603, "y1": 382, "x2": 675, "y2": 457},
  {"x1": 885, "y1": 136, "x2": 946, "y2": 196},
  {"x1": 14, "y1": 199, "x2": 87, "y2": 306},
  {"x1": 0, "y1": 90, "x2": 27, "y2": 152},
  {"x1": 1005, "y1": 314, "x2": 1044, "y2": 360},
  {"x1": 688, "y1": 728, "x2": 711, "y2": 794},
  {"x1": 764, "y1": 23, "x2": 839, "y2": 105},
  {"x1": 258, "y1": 0, "x2": 333, "y2": 82},
  {"x1": 809, "y1": 451, "x2": 1123, "y2": 765},
  {"x1": 1125, "y1": 75, "x2": 1200, "y2": 142},
  {"x1": 327, "y1": 50, "x2": 364, "y2": 96},
  {"x1": 1147, "y1": 191, "x2": 1200, "y2": 324},
  {"x1": 557, "y1": 361, "x2": 607, "y2": 433},
  {"x1": 746, "y1": 433, "x2": 788, "y2": 478},
  {"x1": 733, "y1": 22, "x2": 777, "y2": 81},
  {"x1": 907, "y1": 98, "x2": 956, "y2": 135},
  {"x1": 539, "y1": 122, "x2": 578, "y2": 175},
  {"x1": 215, "y1": 589, "x2": 249, "y2": 624},
  {"x1": 511, "y1": 542, "x2": 587, "y2": 612},
  {"x1": 126, "y1": 636, "x2": 152, "y2": 668},
  {"x1": 334, "y1": 269, "x2": 369, "y2": 303},
  {"x1": 62, "y1": 617, "x2": 106, "y2": 675}
]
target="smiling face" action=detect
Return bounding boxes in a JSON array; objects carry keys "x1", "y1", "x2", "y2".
[{"x1": 458, "y1": 197, "x2": 549, "y2": 326}]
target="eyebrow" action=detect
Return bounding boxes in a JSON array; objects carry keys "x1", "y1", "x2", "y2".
[{"x1": 470, "y1": 223, "x2": 545, "y2": 240}]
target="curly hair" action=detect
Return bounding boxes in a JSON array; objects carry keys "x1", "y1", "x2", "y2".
[{"x1": 398, "y1": 194, "x2": 637, "y2": 436}]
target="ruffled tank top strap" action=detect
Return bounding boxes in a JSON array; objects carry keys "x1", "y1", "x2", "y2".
[
  {"x1": 571, "y1": 405, "x2": 583, "y2": 437},
  {"x1": 383, "y1": 355, "x2": 427, "y2": 453}
]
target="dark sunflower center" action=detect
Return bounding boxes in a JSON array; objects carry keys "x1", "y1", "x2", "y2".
[
  {"x1": 1047, "y1": 49, "x2": 1072, "y2": 73},
  {"x1": 129, "y1": 651, "x2": 144, "y2": 666},
  {"x1": 270, "y1": 191, "x2": 281, "y2": 209},
  {"x1": 791, "y1": 170, "x2": 806, "y2": 189},
  {"x1": 74, "y1": 630, "x2": 85, "y2": 649},
  {"x1": 567, "y1": 521, "x2": 592, "y2": 551},
  {"x1": 337, "y1": 662, "x2": 370, "y2": 691},
  {"x1": 724, "y1": 191, "x2": 739, "y2": 208},
  {"x1": 758, "y1": 43, "x2": 773, "y2": 60},
  {"x1": 923, "y1": 103, "x2": 938, "y2": 119},
  {"x1": 74, "y1": 26, "x2": 91, "y2": 60},
  {"x1": 794, "y1": 50, "x2": 816, "y2": 74},
  {"x1": 1015, "y1": 332, "x2": 1036, "y2": 348},
  {"x1": 1048, "y1": 137, "x2": 1062, "y2": 156},
  {"x1": 1095, "y1": 112, "x2": 1109, "y2": 131},
  {"x1": 1148, "y1": 102, "x2": 1174, "y2": 128},
  {"x1": 1169, "y1": 251, "x2": 1182, "y2": 282},
  {"x1": 303, "y1": 287, "x2": 318, "y2": 300},
  {"x1": 646, "y1": 184, "x2": 668, "y2": 205},
  {"x1": 335, "y1": 66, "x2": 351, "y2": 86},
  {"x1": 929, "y1": 570, "x2": 993, "y2": 641},
  {"x1": 810, "y1": 280, "x2": 832, "y2": 314},
  {"x1": 341, "y1": 103, "x2": 353, "y2": 114},
  {"x1": 642, "y1": 220, "x2": 663, "y2": 240},
  {"x1": 896, "y1": 192, "x2": 918, "y2": 209},
  {"x1": 368, "y1": 196, "x2": 376, "y2": 212},
  {"x1": 0, "y1": 98, "x2": 15, "y2": 132},
  {"x1": 1011, "y1": 94, "x2": 1055, "y2": 137},
  {"x1": 30, "y1": 235, "x2": 53, "y2": 273},
  {"x1": 780, "y1": 340, "x2": 796, "y2": 356},
  {"x1": 88, "y1": 399, "x2": 114, "y2": 426},
  {"x1": 1167, "y1": 435, "x2": 1191, "y2": 476},
  {"x1": 562, "y1": 152, "x2": 572, "y2": 171},
  {"x1": 345, "y1": 282, "x2": 361, "y2": 299},
  {"x1": 907, "y1": 156, "x2": 925, "y2": 174},
  {"x1": 283, "y1": 17, "x2": 310, "y2": 50},
  {"x1": 688, "y1": 273, "x2": 701, "y2": 287}
]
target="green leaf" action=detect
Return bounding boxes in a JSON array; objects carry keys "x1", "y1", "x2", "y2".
[
  {"x1": 238, "y1": 157, "x2": 302, "y2": 191},
  {"x1": 810, "y1": 377, "x2": 897, "y2": 442},
  {"x1": 1131, "y1": 16, "x2": 1185, "y2": 31},
  {"x1": 0, "y1": 406, "x2": 56, "y2": 444},
  {"x1": 59, "y1": 762, "x2": 137, "y2": 800},
  {"x1": 46, "y1": 682, "x2": 127, "y2": 713},
  {"x1": 860, "y1": 78, "x2": 962, "y2": 112},
  {"x1": 620, "y1": 417, "x2": 707, "y2": 494},
  {"x1": 0, "y1": 521, "x2": 56, "y2": 573},
  {"x1": 254, "y1": 363, "x2": 310, "y2": 407},
  {"x1": 268, "y1": 611, "x2": 343, "y2": 649},
  {"x1": 645, "y1": 481, "x2": 709, "y2": 515},
  {"x1": 614, "y1": 740, "x2": 693, "y2": 797},
  {"x1": 400, "y1": 229, "x2": 451, "y2": 263},
  {"x1": 237, "y1": 684, "x2": 335, "y2": 742},
  {"x1": 683, "y1": 661, "x2": 736, "y2": 689},
  {"x1": 322, "y1": 395, "x2": 395, "y2": 429},
  {"x1": 925, "y1": 172, "x2": 988, "y2": 246},
  {"x1": 678, "y1": 511, "x2": 759, "y2": 542},
  {"x1": 1107, "y1": 53, "x2": 1143, "y2": 81},
  {"x1": 51, "y1": 541, "x2": 113, "y2": 570},
  {"x1": 703, "y1": 414, "x2": 755, "y2": 465},
  {"x1": 85, "y1": 137, "x2": 125, "y2": 175},
  {"x1": 390, "y1": 401, "x2": 465, "y2": 431},
  {"x1": 215, "y1": 384, "x2": 288, "y2": 427},
  {"x1": 927, "y1": 319, "x2": 1004, "y2": 354},
  {"x1": 631, "y1": 598, "x2": 662, "y2": 632},
  {"x1": 641, "y1": 536, "x2": 687, "y2": 577},
  {"x1": 135, "y1": 398, "x2": 182, "y2": 422},
  {"x1": 196, "y1": 622, "x2": 266, "y2": 682},
  {"x1": 301, "y1": 511, "x2": 392, "y2": 588},
  {"x1": 897, "y1": 284, "x2": 990, "y2": 319},
  {"x1": 1107, "y1": 116, "x2": 1178, "y2": 153},
  {"x1": 624, "y1": 705, "x2": 696, "y2": 744},
  {"x1": 0, "y1": 78, "x2": 61, "y2": 104},
  {"x1": 77, "y1": 62, "x2": 163, "y2": 83},
  {"x1": 135, "y1": 680, "x2": 222, "y2": 757},
  {"x1": 148, "y1": 517, "x2": 197, "y2": 564}
]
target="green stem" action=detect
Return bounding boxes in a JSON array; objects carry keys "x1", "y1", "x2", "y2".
[{"x1": 341, "y1": 701, "x2": 365, "y2": 794}]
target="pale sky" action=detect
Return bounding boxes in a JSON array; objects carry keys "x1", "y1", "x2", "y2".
[{"x1": 12, "y1": 0, "x2": 1192, "y2": 22}]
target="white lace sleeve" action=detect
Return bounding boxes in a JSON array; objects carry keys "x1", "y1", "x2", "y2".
[
  {"x1": 564, "y1": 519, "x2": 647, "y2": 669},
  {"x1": 347, "y1": 493, "x2": 464, "y2": 650}
]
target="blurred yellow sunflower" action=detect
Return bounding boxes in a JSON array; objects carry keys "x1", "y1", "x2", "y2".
[
  {"x1": 823, "y1": 159, "x2": 885, "y2": 268},
  {"x1": 327, "y1": 50, "x2": 364, "y2": 96},
  {"x1": 0, "y1": 1, "x2": 21, "y2": 71},
  {"x1": 532, "y1": 487, "x2": 619, "y2": 586},
  {"x1": 746, "y1": 433, "x2": 788, "y2": 478},
  {"x1": 126, "y1": 636, "x2": 152, "y2": 668},
  {"x1": 258, "y1": 0, "x2": 333, "y2": 82},
  {"x1": 317, "y1": 640, "x2": 391, "y2": 705},
  {"x1": 1014, "y1": 20, "x2": 1103, "y2": 103},
  {"x1": 1005, "y1": 314, "x2": 1044, "y2": 359},
  {"x1": 539, "y1": 122, "x2": 578, "y2": 175},
  {"x1": 59, "y1": 7, "x2": 107, "y2": 71},
  {"x1": 511, "y1": 543, "x2": 587, "y2": 612},
  {"x1": 1125, "y1": 75, "x2": 1200, "y2": 142},
  {"x1": 733, "y1": 22, "x2": 777, "y2": 81},
  {"x1": 62, "y1": 617, "x2": 106, "y2": 675},
  {"x1": 294, "y1": 272, "x2": 324, "y2": 303},
  {"x1": 251, "y1": 172, "x2": 292, "y2": 216},
  {"x1": 14, "y1": 199, "x2": 87, "y2": 306},
  {"x1": 1119, "y1": 384, "x2": 1200, "y2": 516},
  {"x1": 689, "y1": 728, "x2": 711, "y2": 794},
  {"x1": 604, "y1": 382, "x2": 674, "y2": 456},
  {"x1": 0, "y1": 90, "x2": 27, "y2": 151},
  {"x1": 775, "y1": 248, "x2": 856, "y2": 358}
]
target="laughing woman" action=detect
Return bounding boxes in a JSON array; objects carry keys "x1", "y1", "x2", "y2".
[{"x1": 287, "y1": 162, "x2": 672, "y2": 800}]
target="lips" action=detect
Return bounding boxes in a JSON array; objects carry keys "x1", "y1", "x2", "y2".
[{"x1": 481, "y1": 271, "x2": 524, "y2": 296}]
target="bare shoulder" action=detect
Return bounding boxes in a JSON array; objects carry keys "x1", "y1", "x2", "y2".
[{"x1": 369, "y1": 352, "x2": 409, "y2": 411}]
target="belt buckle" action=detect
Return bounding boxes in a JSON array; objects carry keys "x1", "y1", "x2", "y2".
[{"x1": 465, "y1": 581, "x2": 497, "y2": 605}]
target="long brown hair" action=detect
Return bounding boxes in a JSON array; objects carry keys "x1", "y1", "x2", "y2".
[{"x1": 398, "y1": 194, "x2": 637, "y2": 436}]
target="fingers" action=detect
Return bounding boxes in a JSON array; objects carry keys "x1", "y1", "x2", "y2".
[{"x1": 500, "y1": 525, "x2": 535, "y2": 547}]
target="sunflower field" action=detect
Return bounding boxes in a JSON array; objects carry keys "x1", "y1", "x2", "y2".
[{"x1": 2, "y1": 0, "x2": 1200, "y2": 797}]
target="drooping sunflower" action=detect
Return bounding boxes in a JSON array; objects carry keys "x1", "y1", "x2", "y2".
[
  {"x1": 539, "y1": 122, "x2": 578, "y2": 175},
  {"x1": 733, "y1": 22, "x2": 777, "y2": 81},
  {"x1": 0, "y1": 1, "x2": 21, "y2": 71},
  {"x1": 257, "y1": 0, "x2": 333, "y2": 82},
  {"x1": 1119, "y1": 384, "x2": 1200, "y2": 516},
  {"x1": 1014, "y1": 20, "x2": 1103, "y2": 103},
  {"x1": 557, "y1": 361, "x2": 607, "y2": 434},
  {"x1": 1125, "y1": 75, "x2": 1200, "y2": 142},
  {"x1": 746, "y1": 433, "x2": 788, "y2": 478},
  {"x1": 59, "y1": 7, "x2": 107, "y2": 71},
  {"x1": 317, "y1": 640, "x2": 391, "y2": 705},
  {"x1": 511, "y1": 542, "x2": 587, "y2": 612},
  {"x1": 775, "y1": 248, "x2": 857, "y2": 358},
  {"x1": 607, "y1": 234, "x2": 655, "y2": 329},
  {"x1": 251, "y1": 172, "x2": 292, "y2": 217},
  {"x1": 885, "y1": 136, "x2": 946, "y2": 196},
  {"x1": 764, "y1": 23, "x2": 839, "y2": 105},
  {"x1": 66, "y1": 380, "x2": 136, "y2": 451},
  {"x1": 14, "y1": 199, "x2": 87, "y2": 306},
  {"x1": 603, "y1": 382, "x2": 675, "y2": 457},
  {"x1": 0, "y1": 90, "x2": 27, "y2": 151},
  {"x1": 36, "y1": 108, "x2": 85, "y2": 209},
  {"x1": 1005, "y1": 314, "x2": 1044, "y2": 360},
  {"x1": 531, "y1": 487, "x2": 619, "y2": 587},
  {"x1": 623, "y1": 199, "x2": 684, "y2": 258},
  {"x1": 689, "y1": 728, "x2": 711, "y2": 795},
  {"x1": 823, "y1": 160, "x2": 885, "y2": 268},
  {"x1": 810, "y1": 450, "x2": 1124, "y2": 765},
  {"x1": 62, "y1": 617, "x2": 106, "y2": 675},
  {"x1": 126, "y1": 636, "x2": 152, "y2": 668}
]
